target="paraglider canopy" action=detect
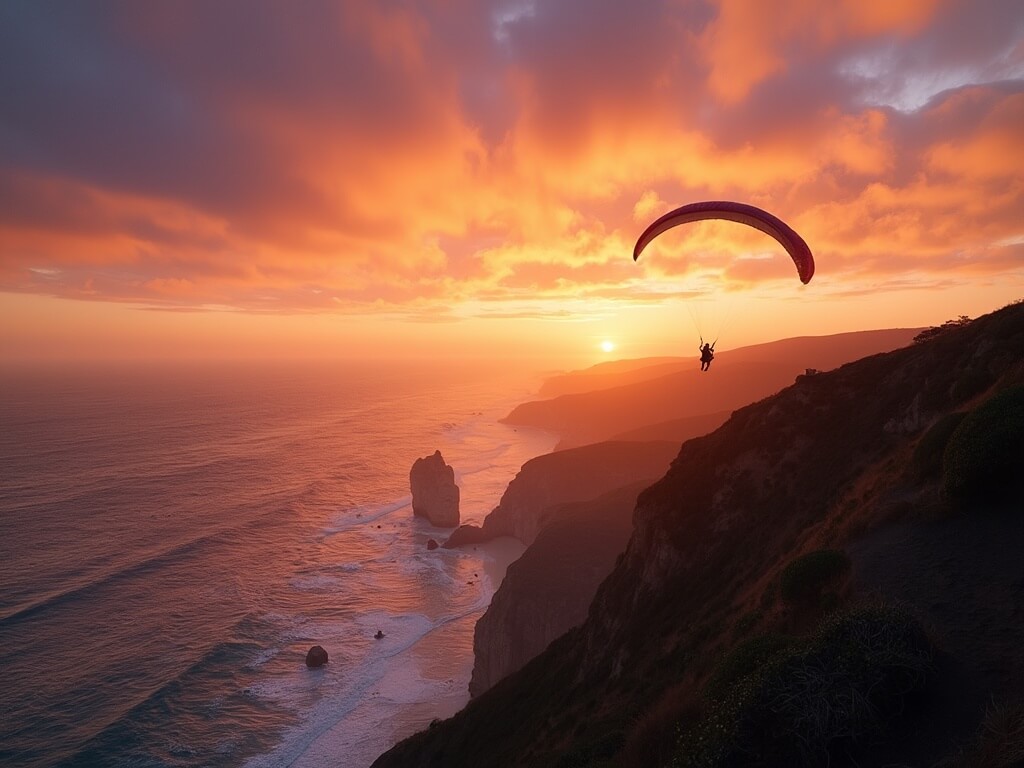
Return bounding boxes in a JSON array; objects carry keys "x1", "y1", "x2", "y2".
[{"x1": 632, "y1": 201, "x2": 814, "y2": 285}]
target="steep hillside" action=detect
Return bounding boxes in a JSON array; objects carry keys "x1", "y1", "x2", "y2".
[
  {"x1": 470, "y1": 482, "x2": 646, "y2": 697},
  {"x1": 608, "y1": 410, "x2": 731, "y2": 444},
  {"x1": 505, "y1": 328, "x2": 921, "y2": 448},
  {"x1": 374, "y1": 303, "x2": 1023, "y2": 768}
]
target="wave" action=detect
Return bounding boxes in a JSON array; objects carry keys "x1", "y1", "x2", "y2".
[
  {"x1": 320, "y1": 496, "x2": 411, "y2": 538},
  {"x1": 244, "y1": 601, "x2": 488, "y2": 768},
  {"x1": 61, "y1": 625, "x2": 286, "y2": 768},
  {"x1": 0, "y1": 507, "x2": 281, "y2": 628}
]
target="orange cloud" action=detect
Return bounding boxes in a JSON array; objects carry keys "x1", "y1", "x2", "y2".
[{"x1": 1, "y1": 0, "x2": 1021, "y2": 362}]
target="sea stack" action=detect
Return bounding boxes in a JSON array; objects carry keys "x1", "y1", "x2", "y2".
[{"x1": 409, "y1": 450, "x2": 460, "y2": 528}]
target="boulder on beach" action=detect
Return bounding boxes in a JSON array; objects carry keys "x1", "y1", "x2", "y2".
[
  {"x1": 410, "y1": 450, "x2": 460, "y2": 528},
  {"x1": 305, "y1": 645, "x2": 328, "y2": 668},
  {"x1": 426, "y1": 538, "x2": 439, "y2": 550}
]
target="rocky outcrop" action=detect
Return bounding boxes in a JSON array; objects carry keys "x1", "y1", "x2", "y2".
[
  {"x1": 470, "y1": 482, "x2": 646, "y2": 697},
  {"x1": 305, "y1": 645, "x2": 328, "y2": 668},
  {"x1": 410, "y1": 450, "x2": 460, "y2": 528},
  {"x1": 443, "y1": 440, "x2": 678, "y2": 547}
]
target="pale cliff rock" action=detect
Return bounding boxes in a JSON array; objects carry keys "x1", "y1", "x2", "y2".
[
  {"x1": 470, "y1": 482, "x2": 646, "y2": 697},
  {"x1": 409, "y1": 450, "x2": 460, "y2": 528}
]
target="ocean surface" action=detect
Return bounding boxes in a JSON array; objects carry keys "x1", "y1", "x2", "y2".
[{"x1": 0, "y1": 360, "x2": 556, "y2": 768}]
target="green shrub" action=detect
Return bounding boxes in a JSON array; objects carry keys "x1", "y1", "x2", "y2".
[
  {"x1": 951, "y1": 367, "x2": 995, "y2": 403},
  {"x1": 912, "y1": 412, "x2": 968, "y2": 479},
  {"x1": 942, "y1": 386, "x2": 1024, "y2": 503},
  {"x1": 704, "y1": 632, "x2": 794, "y2": 701},
  {"x1": 779, "y1": 550, "x2": 851, "y2": 606},
  {"x1": 731, "y1": 610, "x2": 762, "y2": 637},
  {"x1": 674, "y1": 604, "x2": 933, "y2": 768}
]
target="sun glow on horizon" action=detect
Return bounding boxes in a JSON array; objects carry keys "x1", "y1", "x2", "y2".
[{"x1": 600, "y1": 340, "x2": 616, "y2": 353}]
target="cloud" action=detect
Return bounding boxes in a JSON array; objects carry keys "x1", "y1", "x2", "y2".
[{"x1": 0, "y1": 0, "x2": 1021, "y2": 321}]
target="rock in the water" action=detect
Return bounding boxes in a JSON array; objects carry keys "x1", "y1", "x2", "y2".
[
  {"x1": 305, "y1": 645, "x2": 328, "y2": 668},
  {"x1": 426, "y1": 538, "x2": 439, "y2": 550},
  {"x1": 410, "y1": 450, "x2": 460, "y2": 528}
]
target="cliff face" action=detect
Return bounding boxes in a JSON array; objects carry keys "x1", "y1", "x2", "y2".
[
  {"x1": 469, "y1": 482, "x2": 645, "y2": 697},
  {"x1": 446, "y1": 440, "x2": 678, "y2": 547},
  {"x1": 373, "y1": 304, "x2": 1024, "y2": 768}
]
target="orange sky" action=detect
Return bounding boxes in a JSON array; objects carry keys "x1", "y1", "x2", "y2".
[{"x1": 1, "y1": 0, "x2": 1022, "y2": 368}]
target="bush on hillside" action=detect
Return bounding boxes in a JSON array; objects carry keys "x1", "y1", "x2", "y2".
[
  {"x1": 779, "y1": 549, "x2": 851, "y2": 607},
  {"x1": 673, "y1": 604, "x2": 933, "y2": 768},
  {"x1": 942, "y1": 386, "x2": 1024, "y2": 503},
  {"x1": 951, "y1": 366, "x2": 996, "y2": 403},
  {"x1": 912, "y1": 412, "x2": 968, "y2": 479},
  {"x1": 703, "y1": 632, "x2": 794, "y2": 701}
]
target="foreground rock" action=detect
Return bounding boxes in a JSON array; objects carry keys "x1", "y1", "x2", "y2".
[
  {"x1": 444, "y1": 440, "x2": 678, "y2": 548},
  {"x1": 305, "y1": 646, "x2": 328, "y2": 668},
  {"x1": 470, "y1": 482, "x2": 647, "y2": 697},
  {"x1": 410, "y1": 450, "x2": 460, "y2": 528}
]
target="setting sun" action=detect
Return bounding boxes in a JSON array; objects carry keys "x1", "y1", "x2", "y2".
[{"x1": 600, "y1": 340, "x2": 616, "y2": 353}]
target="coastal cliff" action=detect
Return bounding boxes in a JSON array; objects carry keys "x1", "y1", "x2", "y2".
[
  {"x1": 374, "y1": 303, "x2": 1024, "y2": 768},
  {"x1": 469, "y1": 482, "x2": 647, "y2": 697},
  {"x1": 444, "y1": 440, "x2": 678, "y2": 547}
]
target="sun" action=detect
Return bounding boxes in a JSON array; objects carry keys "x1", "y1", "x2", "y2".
[{"x1": 600, "y1": 340, "x2": 616, "y2": 353}]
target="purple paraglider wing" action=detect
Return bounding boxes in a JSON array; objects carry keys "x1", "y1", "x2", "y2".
[{"x1": 632, "y1": 201, "x2": 814, "y2": 284}]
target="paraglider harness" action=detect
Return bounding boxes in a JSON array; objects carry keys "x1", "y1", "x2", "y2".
[{"x1": 699, "y1": 336, "x2": 716, "y2": 371}]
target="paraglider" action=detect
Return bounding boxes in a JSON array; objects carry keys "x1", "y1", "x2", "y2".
[
  {"x1": 632, "y1": 201, "x2": 814, "y2": 284},
  {"x1": 632, "y1": 201, "x2": 815, "y2": 370},
  {"x1": 699, "y1": 341, "x2": 714, "y2": 372}
]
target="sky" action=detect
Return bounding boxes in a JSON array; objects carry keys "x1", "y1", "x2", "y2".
[{"x1": 1, "y1": 0, "x2": 1022, "y2": 367}]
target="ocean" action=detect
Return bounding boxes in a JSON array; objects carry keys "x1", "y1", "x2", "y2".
[{"x1": 0, "y1": 360, "x2": 556, "y2": 768}]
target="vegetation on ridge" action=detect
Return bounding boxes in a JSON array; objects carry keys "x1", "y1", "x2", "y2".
[
  {"x1": 942, "y1": 385, "x2": 1024, "y2": 504},
  {"x1": 674, "y1": 604, "x2": 933, "y2": 768},
  {"x1": 778, "y1": 549, "x2": 851, "y2": 609}
]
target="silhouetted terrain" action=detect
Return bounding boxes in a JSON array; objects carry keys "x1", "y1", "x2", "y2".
[
  {"x1": 470, "y1": 482, "x2": 647, "y2": 697},
  {"x1": 505, "y1": 329, "x2": 922, "y2": 448},
  {"x1": 538, "y1": 358, "x2": 690, "y2": 398},
  {"x1": 374, "y1": 303, "x2": 1023, "y2": 768},
  {"x1": 443, "y1": 440, "x2": 678, "y2": 547}
]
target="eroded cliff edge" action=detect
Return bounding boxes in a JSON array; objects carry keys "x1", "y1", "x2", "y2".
[
  {"x1": 469, "y1": 482, "x2": 648, "y2": 697},
  {"x1": 444, "y1": 440, "x2": 678, "y2": 547}
]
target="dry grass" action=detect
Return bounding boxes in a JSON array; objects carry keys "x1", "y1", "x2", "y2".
[{"x1": 935, "y1": 699, "x2": 1024, "y2": 768}]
